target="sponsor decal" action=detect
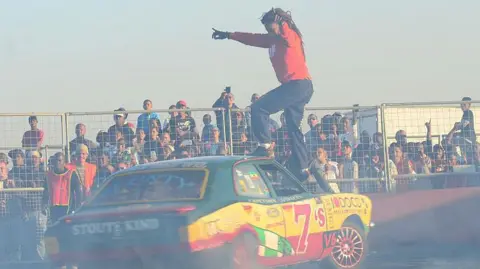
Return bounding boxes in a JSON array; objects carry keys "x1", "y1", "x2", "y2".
[
  {"x1": 71, "y1": 218, "x2": 159, "y2": 236},
  {"x1": 322, "y1": 231, "x2": 338, "y2": 249},
  {"x1": 331, "y1": 197, "x2": 367, "y2": 209},
  {"x1": 315, "y1": 207, "x2": 326, "y2": 227},
  {"x1": 266, "y1": 208, "x2": 280, "y2": 218}
]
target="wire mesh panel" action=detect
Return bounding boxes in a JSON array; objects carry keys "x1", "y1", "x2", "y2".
[
  {"x1": 382, "y1": 100, "x2": 480, "y2": 191},
  {"x1": 0, "y1": 188, "x2": 47, "y2": 262}
]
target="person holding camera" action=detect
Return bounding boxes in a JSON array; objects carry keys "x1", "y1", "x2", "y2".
[
  {"x1": 212, "y1": 8, "x2": 314, "y2": 180},
  {"x1": 212, "y1": 87, "x2": 241, "y2": 142}
]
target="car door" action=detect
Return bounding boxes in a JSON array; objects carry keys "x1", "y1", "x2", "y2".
[
  {"x1": 233, "y1": 162, "x2": 288, "y2": 265},
  {"x1": 256, "y1": 163, "x2": 331, "y2": 263}
]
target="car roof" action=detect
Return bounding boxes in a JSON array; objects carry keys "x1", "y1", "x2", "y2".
[{"x1": 114, "y1": 155, "x2": 273, "y2": 175}]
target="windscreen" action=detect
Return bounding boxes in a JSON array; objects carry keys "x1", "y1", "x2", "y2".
[{"x1": 88, "y1": 169, "x2": 207, "y2": 206}]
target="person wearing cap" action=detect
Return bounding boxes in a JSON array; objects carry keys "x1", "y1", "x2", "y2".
[
  {"x1": 447, "y1": 97, "x2": 477, "y2": 163},
  {"x1": 21, "y1": 116, "x2": 44, "y2": 149},
  {"x1": 107, "y1": 107, "x2": 135, "y2": 147},
  {"x1": 43, "y1": 152, "x2": 83, "y2": 223},
  {"x1": 67, "y1": 144, "x2": 97, "y2": 198},
  {"x1": 8, "y1": 149, "x2": 28, "y2": 182},
  {"x1": 169, "y1": 100, "x2": 198, "y2": 143},
  {"x1": 137, "y1": 99, "x2": 161, "y2": 136},
  {"x1": 25, "y1": 150, "x2": 46, "y2": 188}
]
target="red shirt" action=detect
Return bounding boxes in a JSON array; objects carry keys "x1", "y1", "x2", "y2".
[
  {"x1": 22, "y1": 129, "x2": 44, "y2": 148},
  {"x1": 230, "y1": 22, "x2": 311, "y2": 84}
]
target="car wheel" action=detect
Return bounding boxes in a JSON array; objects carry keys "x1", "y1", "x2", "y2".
[
  {"x1": 228, "y1": 233, "x2": 262, "y2": 269},
  {"x1": 323, "y1": 221, "x2": 368, "y2": 269}
]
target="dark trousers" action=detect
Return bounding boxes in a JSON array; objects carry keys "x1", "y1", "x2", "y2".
[
  {"x1": 251, "y1": 79, "x2": 314, "y2": 170},
  {"x1": 50, "y1": 206, "x2": 69, "y2": 223}
]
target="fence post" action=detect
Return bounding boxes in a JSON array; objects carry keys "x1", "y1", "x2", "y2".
[
  {"x1": 64, "y1": 113, "x2": 71, "y2": 163},
  {"x1": 228, "y1": 109, "x2": 234, "y2": 156},
  {"x1": 380, "y1": 104, "x2": 391, "y2": 193}
]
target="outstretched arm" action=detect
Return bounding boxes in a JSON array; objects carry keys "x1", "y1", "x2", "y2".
[{"x1": 229, "y1": 32, "x2": 275, "y2": 48}]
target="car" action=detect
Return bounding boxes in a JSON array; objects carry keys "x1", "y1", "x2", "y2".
[{"x1": 44, "y1": 156, "x2": 373, "y2": 269}]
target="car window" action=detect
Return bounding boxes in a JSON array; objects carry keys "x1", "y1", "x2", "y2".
[
  {"x1": 234, "y1": 163, "x2": 271, "y2": 198},
  {"x1": 257, "y1": 164, "x2": 305, "y2": 197},
  {"x1": 87, "y1": 169, "x2": 207, "y2": 206}
]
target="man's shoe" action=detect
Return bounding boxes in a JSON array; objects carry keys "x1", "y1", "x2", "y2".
[
  {"x1": 250, "y1": 143, "x2": 275, "y2": 158},
  {"x1": 251, "y1": 146, "x2": 269, "y2": 157}
]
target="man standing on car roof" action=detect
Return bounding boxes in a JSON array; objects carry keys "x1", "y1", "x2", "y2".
[
  {"x1": 43, "y1": 152, "x2": 83, "y2": 223},
  {"x1": 212, "y1": 8, "x2": 315, "y2": 181}
]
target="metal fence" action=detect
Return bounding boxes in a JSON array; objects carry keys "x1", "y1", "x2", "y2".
[{"x1": 0, "y1": 100, "x2": 479, "y2": 263}]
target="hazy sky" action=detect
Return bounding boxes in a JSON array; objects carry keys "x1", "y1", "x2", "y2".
[{"x1": 1, "y1": 0, "x2": 479, "y2": 113}]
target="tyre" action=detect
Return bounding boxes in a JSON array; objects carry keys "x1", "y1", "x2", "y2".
[
  {"x1": 322, "y1": 221, "x2": 368, "y2": 269},
  {"x1": 227, "y1": 233, "x2": 262, "y2": 269}
]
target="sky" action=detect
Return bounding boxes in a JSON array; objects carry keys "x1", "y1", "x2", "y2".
[{"x1": 1, "y1": 0, "x2": 479, "y2": 114}]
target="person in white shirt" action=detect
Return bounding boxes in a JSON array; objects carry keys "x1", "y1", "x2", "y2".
[{"x1": 309, "y1": 147, "x2": 340, "y2": 193}]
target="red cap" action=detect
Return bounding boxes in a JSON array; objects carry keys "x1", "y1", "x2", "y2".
[{"x1": 177, "y1": 100, "x2": 187, "y2": 107}]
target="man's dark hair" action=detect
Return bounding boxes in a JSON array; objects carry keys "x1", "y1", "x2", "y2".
[
  {"x1": 28, "y1": 116, "x2": 38, "y2": 123},
  {"x1": 260, "y1": 8, "x2": 305, "y2": 58},
  {"x1": 143, "y1": 99, "x2": 152, "y2": 105},
  {"x1": 462, "y1": 97, "x2": 472, "y2": 102}
]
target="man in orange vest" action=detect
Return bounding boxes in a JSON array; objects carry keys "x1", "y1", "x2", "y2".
[
  {"x1": 67, "y1": 144, "x2": 97, "y2": 199},
  {"x1": 43, "y1": 152, "x2": 83, "y2": 222}
]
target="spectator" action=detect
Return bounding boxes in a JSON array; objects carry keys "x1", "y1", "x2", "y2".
[
  {"x1": 137, "y1": 99, "x2": 161, "y2": 135},
  {"x1": 93, "y1": 131, "x2": 116, "y2": 161},
  {"x1": 273, "y1": 113, "x2": 291, "y2": 165},
  {"x1": 411, "y1": 142, "x2": 432, "y2": 174},
  {"x1": 0, "y1": 153, "x2": 14, "y2": 189},
  {"x1": 339, "y1": 117, "x2": 355, "y2": 146},
  {"x1": 395, "y1": 130, "x2": 408, "y2": 150},
  {"x1": 42, "y1": 152, "x2": 83, "y2": 223},
  {"x1": 170, "y1": 100, "x2": 198, "y2": 144},
  {"x1": 67, "y1": 145, "x2": 97, "y2": 198},
  {"x1": 143, "y1": 127, "x2": 164, "y2": 162},
  {"x1": 162, "y1": 105, "x2": 177, "y2": 134},
  {"x1": 338, "y1": 142, "x2": 359, "y2": 190},
  {"x1": 69, "y1": 123, "x2": 97, "y2": 154},
  {"x1": 213, "y1": 91, "x2": 240, "y2": 141},
  {"x1": 159, "y1": 132, "x2": 173, "y2": 149},
  {"x1": 133, "y1": 128, "x2": 147, "y2": 157},
  {"x1": 107, "y1": 108, "x2": 135, "y2": 147},
  {"x1": 231, "y1": 111, "x2": 248, "y2": 142},
  {"x1": 113, "y1": 138, "x2": 131, "y2": 166},
  {"x1": 149, "y1": 118, "x2": 162, "y2": 136},
  {"x1": 309, "y1": 147, "x2": 340, "y2": 193},
  {"x1": 21, "y1": 116, "x2": 44, "y2": 150},
  {"x1": 447, "y1": 97, "x2": 476, "y2": 163},
  {"x1": 244, "y1": 93, "x2": 260, "y2": 129},
  {"x1": 431, "y1": 145, "x2": 448, "y2": 173},
  {"x1": 353, "y1": 130, "x2": 371, "y2": 174},
  {"x1": 392, "y1": 143, "x2": 415, "y2": 175},
  {"x1": 372, "y1": 132, "x2": 383, "y2": 151},
  {"x1": 94, "y1": 151, "x2": 115, "y2": 189},
  {"x1": 305, "y1": 114, "x2": 319, "y2": 147},
  {"x1": 25, "y1": 151, "x2": 46, "y2": 188},
  {"x1": 8, "y1": 149, "x2": 27, "y2": 182},
  {"x1": 201, "y1": 114, "x2": 216, "y2": 142},
  {"x1": 203, "y1": 127, "x2": 223, "y2": 156},
  {"x1": 233, "y1": 131, "x2": 255, "y2": 156},
  {"x1": 307, "y1": 124, "x2": 328, "y2": 158}
]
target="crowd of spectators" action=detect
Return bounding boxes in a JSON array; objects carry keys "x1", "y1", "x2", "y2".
[{"x1": 0, "y1": 95, "x2": 478, "y2": 192}]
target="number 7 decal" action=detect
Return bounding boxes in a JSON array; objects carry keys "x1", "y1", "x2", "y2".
[{"x1": 293, "y1": 203, "x2": 312, "y2": 254}]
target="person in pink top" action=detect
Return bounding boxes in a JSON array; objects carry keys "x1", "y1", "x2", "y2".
[{"x1": 212, "y1": 8, "x2": 314, "y2": 180}]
